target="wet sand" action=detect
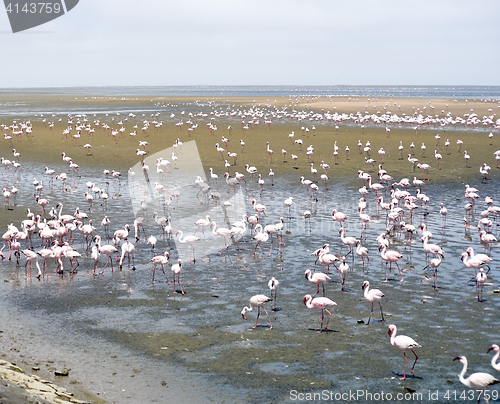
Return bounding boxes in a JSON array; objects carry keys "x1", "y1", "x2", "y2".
[{"x1": 0, "y1": 92, "x2": 499, "y2": 403}]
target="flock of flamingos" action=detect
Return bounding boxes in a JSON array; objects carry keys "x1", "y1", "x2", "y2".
[{"x1": 0, "y1": 98, "x2": 500, "y2": 399}]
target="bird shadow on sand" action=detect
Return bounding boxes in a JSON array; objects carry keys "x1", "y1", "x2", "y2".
[
  {"x1": 252, "y1": 324, "x2": 273, "y2": 330},
  {"x1": 390, "y1": 371, "x2": 423, "y2": 381},
  {"x1": 307, "y1": 328, "x2": 338, "y2": 334}
]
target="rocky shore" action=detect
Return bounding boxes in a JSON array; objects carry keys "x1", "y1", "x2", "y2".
[{"x1": 0, "y1": 360, "x2": 90, "y2": 404}]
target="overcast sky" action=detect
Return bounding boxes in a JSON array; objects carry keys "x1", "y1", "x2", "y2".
[{"x1": 1, "y1": 0, "x2": 499, "y2": 87}]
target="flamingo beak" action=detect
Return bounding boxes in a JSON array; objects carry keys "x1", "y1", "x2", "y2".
[
  {"x1": 241, "y1": 314, "x2": 246, "y2": 320},
  {"x1": 487, "y1": 346, "x2": 495, "y2": 353},
  {"x1": 453, "y1": 357, "x2": 461, "y2": 361}
]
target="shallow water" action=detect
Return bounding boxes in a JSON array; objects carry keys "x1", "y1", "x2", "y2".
[{"x1": 0, "y1": 97, "x2": 499, "y2": 404}]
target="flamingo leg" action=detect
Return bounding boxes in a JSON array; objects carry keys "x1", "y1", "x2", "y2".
[
  {"x1": 401, "y1": 352, "x2": 408, "y2": 380},
  {"x1": 367, "y1": 302, "x2": 374, "y2": 325},
  {"x1": 385, "y1": 262, "x2": 392, "y2": 282},
  {"x1": 410, "y1": 350, "x2": 418, "y2": 376},
  {"x1": 262, "y1": 307, "x2": 272, "y2": 329},
  {"x1": 396, "y1": 262, "x2": 404, "y2": 282},
  {"x1": 174, "y1": 274, "x2": 184, "y2": 294},
  {"x1": 379, "y1": 302, "x2": 385, "y2": 322},
  {"x1": 324, "y1": 308, "x2": 332, "y2": 331},
  {"x1": 253, "y1": 307, "x2": 260, "y2": 328},
  {"x1": 318, "y1": 310, "x2": 324, "y2": 333}
]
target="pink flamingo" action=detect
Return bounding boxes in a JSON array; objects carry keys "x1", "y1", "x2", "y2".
[
  {"x1": 388, "y1": 324, "x2": 421, "y2": 380},
  {"x1": 362, "y1": 281, "x2": 384, "y2": 324},
  {"x1": 94, "y1": 235, "x2": 118, "y2": 274},
  {"x1": 241, "y1": 295, "x2": 273, "y2": 329},
  {"x1": 332, "y1": 209, "x2": 348, "y2": 228},
  {"x1": 487, "y1": 344, "x2": 500, "y2": 372},
  {"x1": 210, "y1": 222, "x2": 232, "y2": 257},
  {"x1": 268, "y1": 277, "x2": 279, "y2": 309},
  {"x1": 171, "y1": 258, "x2": 184, "y2": 294},
  {"x1": 304, "y1": 269, "x2": 331, "y2": 297},
  {"x1": 303, "y1": 294, "x2": 337, "y2": 333},
  {"x1": 380, "y1": 245, "x2": 404, "y2": 282},
  {"x1": 453, "y1": 356, "x2": 498, "y2": 403},
  {"x1": 151, "y1": 251, "x2": 170, "y2": 283},
  {"x1": 176, "y1": 230, "x2": 200, "y2": 263},
  {"x1": 266, "y1": 142, "x2": 274, "y2": 164}
]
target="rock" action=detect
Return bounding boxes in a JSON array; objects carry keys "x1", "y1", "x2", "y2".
[{"x1": 54, "y1": 368, "x2": 70, "y2": 377}]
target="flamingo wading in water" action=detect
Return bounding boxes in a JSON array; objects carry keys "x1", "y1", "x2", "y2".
[
  {"x1": 362, "y1": 281, "x2": 385, "y2": 324},
  {"x1": 241, "y1": 295, "x2": 273, "y2": 329},
  {"x1": 303, "y1": 294, "x2": 337, "y2": 333},
  {"x1": 388, "y1": 324, "x2": 421, "y2": 380}
]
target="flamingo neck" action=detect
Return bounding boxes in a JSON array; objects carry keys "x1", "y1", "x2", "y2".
[
  {"x1": 458, "y1": 360, "x2": 468, "y2": 385},
  {"x1": 389, "y1": 328, "x2": 397, "y2": 345},
  {"x1": 492, "y1": 351, "x2": 500, "y2": 370},
  {"x1": 242, "y1": 306, "x2": 253, "y2": 315}
]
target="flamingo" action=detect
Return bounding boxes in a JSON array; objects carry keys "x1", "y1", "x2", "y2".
[
  {"x1": 422, "y1": 235, "x2": 444, "y2": 258},
  {"x1": 119, "y1": 238, "x2": 135, "y2": 270},
  {"x1": 245, "y1": 164, "x2": 257, "y2": 179},
  {"x1": 210, "y1": 222, "x2": 232, "y2": 257},
  {"x1": 171, "y1": 258, "x2": 184, "y2": 294},
  {"x1": 479, "y1": 230, "x2": 497, "y2": 253},
  {"x1": 251, "y1": 199, "x2": 266, "y2": 219},
  {"x1": 268, "y1": 277, "x2": 279, "y2": 309},
  {"x1": 94, "y1": 235, "x2": 118, "y2": 273},
  {"x1": 113, "y1": 224, "x2": 130, "y2": 245},
  {"x1": 434, "y1": 150, "x2": 442, "y2": 170},
  {"x1": 224, "y1": 172, "x2": 239, "y2": 191},
  {"x1": 151, "y1": 251, "x2": 170, "y2": 283},
  {"x1": 338, "y1": 256, "x2": 349, "y2": 291},
  {"x1": 311, "y1": 243, "x2": 330, "y2": 270},
  {"x1": 417, "y1": 163, "x2": 431, "y2": 180},
  {"x1": 487, "y1": 344, "x2": 500, "y2": 372},
  {"x1": 176, "y1": 230, "x2": 200, "y2": 263},
  {"x1": 91, "y1": 245, "x2": 100, "y2": 275},
  {"x1": 388, "y1": 324, "x2": 421, "y2": 380},
  {"x1": 284, "y1": 197, "x2": 293, "y2": 219},
  {"x1": 461, "y1": 251, "x2": 491, "y2": 284},
  {"x1": 464, "y1": 150, "x2": 471, "y2": 167},
  {"x1": 423, "y1": 251, "x2": 443, "y2": 289},
  {"x1": 467, "y1": 248, "x2": 493, "y2": 269},
  {"x1": 380, "y1": 245, "x2": 404, "y2": 282},
  {"x1": 264, "y1": 217, "x2": 285, "y2": 256},
  {"x1": 440, "y1": 203, "x2": 448, "y2": 225},
  {"x1": 304, "y1": 269, "x2": 331, "y2": 297},
  {"x1": 318, "y1": 251, "x2": 340, "y2": 275},
  {"x1": 303, "y1": 294, "x2": 337, "y2": 333},
  {"x1": 194, "y1": 215, "x2": 211, "y2": 240},
  {"x1": 339, "y1": 228, "x2": 358, "y2": 253},
  {"x1": 300, "y1": 176, "x2": 313, "y2": 195},
  {"x1": 266, "y1": 141, "x2": 273, "y2": 164},
  {"x1": 20, "y1": 249, "x2": 42, "y2": 278},
  {"x1": 362, "y1": 281, "x2": 385, "y2": 324},
  {"x1": 453, "y1": 356, "x2": 499, "y2": 403},
  {"x1": 476, "y1": 268, "x2": 487, "y2": 302},
  {"x1": 252, "y1": 224, "x2": 269, "y2": 257},
  {"x1": 241, "y1": 295, "x2": 273, "y2": 329},
  {"x1": 355, "y1": 240, "x2": 369, "y2": 266},
  {"x1": 332, "y1": 209, "x2": 348, "y2": 228}
]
